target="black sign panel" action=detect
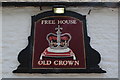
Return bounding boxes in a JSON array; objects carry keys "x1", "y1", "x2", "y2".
[{"x1": 13, "y1": 9, "x2": 106, "y2": 73}]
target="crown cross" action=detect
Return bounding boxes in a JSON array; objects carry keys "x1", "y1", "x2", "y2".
[{"x1": 55, "y1": 25, "x2": 63, "y2": 34}]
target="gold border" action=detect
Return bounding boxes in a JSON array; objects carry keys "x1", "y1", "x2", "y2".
[{"x1": 32, "y1": 16, "x2": 86, "y2": 69}]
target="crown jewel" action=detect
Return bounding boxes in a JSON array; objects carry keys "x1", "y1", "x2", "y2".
[{"x1": 47, "y1": 25, "x2": 71, "y2": 49}]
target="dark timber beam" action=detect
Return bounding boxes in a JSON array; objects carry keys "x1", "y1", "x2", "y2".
[{"x1": 2, "y1": 2, "x2": 120, "y2": 8}]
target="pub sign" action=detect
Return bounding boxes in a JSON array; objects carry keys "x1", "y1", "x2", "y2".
[{"x1": 13, "y1": 6, "x2": 106, "y2": 73}]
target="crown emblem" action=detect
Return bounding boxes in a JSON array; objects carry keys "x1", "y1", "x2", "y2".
[
  {"x1": 39, "y1": 25, "x2": 76, "y2": 60},
  {"x1": 46, "y1": 25, "x2": 71, "y2": 49}
]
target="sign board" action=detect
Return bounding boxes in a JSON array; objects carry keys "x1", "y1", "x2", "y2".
[
  {"x1": 13, "y1": 9, "x2": 106, "y2": 73},
  {"x1": 32, "y1": 16, "x2": 86, "y2": 69}
]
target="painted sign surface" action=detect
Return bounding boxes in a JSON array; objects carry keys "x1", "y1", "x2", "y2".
[{"x1": 32, "y1": 16, "x2": 86, "y2": 69}]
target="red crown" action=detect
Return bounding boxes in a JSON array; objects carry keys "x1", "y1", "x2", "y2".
[
  {"x1": 48, "y1": 35, "x2": 70, "y2": 41},
  {"x1": 46, "y1": 25, "x2": 71, "y2": 49}
]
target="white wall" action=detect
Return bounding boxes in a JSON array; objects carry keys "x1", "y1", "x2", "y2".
[
  {"x1": 2, "y1": 7, "x2": 118, "y2": 78},
  {"x1": 0, "y1": 6, "x2": 2, "y2": 79}
]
